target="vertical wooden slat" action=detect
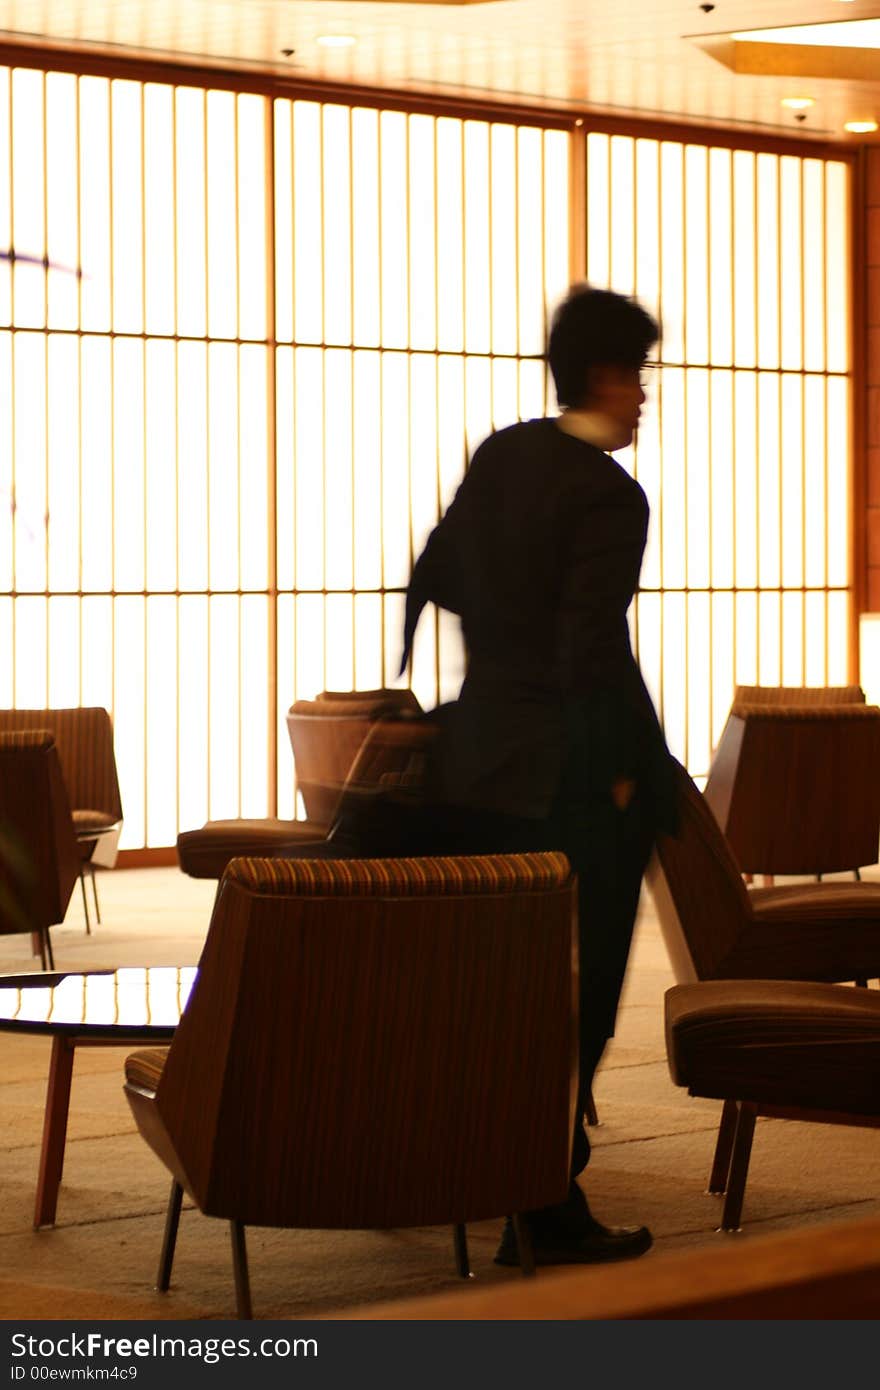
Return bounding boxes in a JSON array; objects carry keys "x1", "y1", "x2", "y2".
[
  {"x1": 140, "y1": 81, "x2": 152, "y2": 836},
  {"x1": 850, "y1": 150, "x2": 866, "y2": 682},
  {"x1": 349, "y1": 104, "x2": 357, "y2": 688},
  {"x1": 569, "y1": 121, "x2": 586, "y2": 287},
  {"x1": 799, "y1": 157, "x2": 807, "y2": 684},
  {"x1": 265, "y1": 95, "x2": 278, "y2": 815},
  {"x1": 41, "y1": 70, "x2": 49, "y2": 705},
  {"x1": 75, "y1": 74, "x2": 83, "y2": 706},
  {"x1": 233, "y1": 92, "x2": 243, "y2": 812},
  {"x1": 8, "y1": 68, "x2": 16, "y2": 702},
  {"x1": 775, "y1": 152, "x2": 783, "y2": 684}
]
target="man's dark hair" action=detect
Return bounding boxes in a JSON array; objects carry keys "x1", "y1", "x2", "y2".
[{"x1": 547, "y1": 285, "x2": 659, "y2": 409}]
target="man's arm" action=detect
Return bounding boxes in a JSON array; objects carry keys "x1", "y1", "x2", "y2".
[{"x1": 399, "y1": 502, "x2": 466, "y2": 675}]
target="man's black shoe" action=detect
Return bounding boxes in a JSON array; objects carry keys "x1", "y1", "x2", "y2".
[{"x1": 494, "y1": 1216, "x2": 652, "y2": 1267}]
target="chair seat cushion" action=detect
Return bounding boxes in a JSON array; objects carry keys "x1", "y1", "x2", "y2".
[
  {"x1": 72, "y1": 808, "x2": 122, "y2": 833},
  {"x1": 750, "y1": 882, "x2": 880, "y2": 923},
  {"x1": 176, "y1": 818, "x2": 330, "y2": 879},
  {"x1": 124, "y1": 1047, "x2": 169, "y2": 1095},
  {"x1": 666, "y1": 980, "x2": 880, "y2": 1115}
]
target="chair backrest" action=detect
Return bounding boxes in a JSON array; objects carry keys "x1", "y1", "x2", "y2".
[
  {"x1": 316, "y1": 688, "x2": 422, "y2": 714},
  {"x1": 151, "y1": 851, "x2": 577, "y2": 1229},
  {"x1": 704, "y1": 705, "x2": 880, "y2": 875},
  {"x1": 733, "y1": 685, "x2": 865, "y2": 708},
  {"x1": 0, "y1": 707, "x2": 123, "y2": 822},
  {"x1": 645, "y1": 760, "x2": 753, "y2": 983},
  {"x1": 0, "y1": 731, "x2": 80, "y2": 936},
  {"x1": 286, "y1": 691, "x2": 423, "y2": 824},
  {"x1": 325, "y1": 714, "x2": 443, "y2": 856}
]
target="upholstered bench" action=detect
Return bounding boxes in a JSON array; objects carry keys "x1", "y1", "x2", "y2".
[{"x1": 665, "y1": 979, "x2": 880, "y2": 1232}]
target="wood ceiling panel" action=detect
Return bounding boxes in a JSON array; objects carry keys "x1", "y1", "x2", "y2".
[{"x1": 0, "y1": 0, "x2": 876, "y2": 140}]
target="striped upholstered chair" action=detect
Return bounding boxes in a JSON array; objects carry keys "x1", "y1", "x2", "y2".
[
  {"x1": 176, "y1": 688, "x2": 424, "y2": 880},
  {"x1": 0, "y1": 707, "x2": 123, "y2": 932},
  {"x1": 647, "y1": 759, "x2": 880, "y2": 989},
  {"x1": 731, "y1": 684, "x2": 865, "y2": 708},
  {"x1": 704, "y1": 703, "x2": 880, "y2": 884},
  {"x1": 124, "y1": 851, "x2": 577, "y2": 1318},
  {"x1": 0, "y1": 731, "x2": 81, "y2": 969},
  {"x1": 666, "y1": 978, "x2": 880, "y2": 1233},
  {"x1": 648, "y1": 760, "x2": 880, "y2": 1228}
]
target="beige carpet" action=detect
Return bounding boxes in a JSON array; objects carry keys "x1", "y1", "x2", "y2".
[{"x1": 1, "y1": 866, "x2": 878, "y2": 1321}]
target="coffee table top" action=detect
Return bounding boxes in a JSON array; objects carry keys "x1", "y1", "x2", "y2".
[{"x1": 0, "y1": 967, "x2": 196, "y2": 1039}]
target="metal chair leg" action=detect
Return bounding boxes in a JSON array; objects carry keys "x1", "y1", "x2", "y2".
[
  {"x1": 453, "y1": 1223, "x2": 471, "y2": 1278},
  {"x1": 157, "y1": 1180, "x2": 183, "y2": 1291},
  {"x1": 511, "y1": 1214, "x2": 536, "y2": 1278},
  {"x1": 719, "y1": 1102, "x2": 757, "y2": 1232},
  {"x1": 584, "y1": 1087, "x2": 599, "y2": 1126},
  {"x1": 230, "y1": 1221, "x2": 252, "y2": 1319},
  {"x1": 707, "y1": 1097, "x2": 738, "y2": 1194},
  {"x1": 79, "y1": 870, "x2": 92, "y2": 935},
  {"x1": 89, "y1": 864, "x2": 101, "y2": 925}
]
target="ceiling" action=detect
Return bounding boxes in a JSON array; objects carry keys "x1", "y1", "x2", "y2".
[{"x1": 1, "y1": 0, "x2": 880, "y2": 141}]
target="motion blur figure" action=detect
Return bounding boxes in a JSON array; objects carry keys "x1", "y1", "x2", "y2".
[{"x1": 400, "y1": 284, "x2": 677, "y2": 1267}]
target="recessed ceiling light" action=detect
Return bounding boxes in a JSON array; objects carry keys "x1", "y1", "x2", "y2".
[
  {"x1": 781, "y1": 97, "x2": 815, "y2": 110},
  {"x1": 845, "y1": 120, "x2": 879, "y2": 133},
  {"x1": 316, "y1": 34, "x2": 357, "y2": 48}
]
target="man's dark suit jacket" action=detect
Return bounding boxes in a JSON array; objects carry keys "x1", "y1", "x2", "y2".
[{"x1": 402, "y1": 417, "x2": 676, "y2": 831}]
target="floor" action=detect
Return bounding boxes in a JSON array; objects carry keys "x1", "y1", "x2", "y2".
[{"x1": 0, "y1": 863, "x2": 878, "y2": 1320}]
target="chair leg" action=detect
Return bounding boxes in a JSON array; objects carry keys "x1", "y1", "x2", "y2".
[
  {"x1": 707, "y1": 1098, "x2": 739, "y2": 1194},
  {"x1": 856, "y1": 978, "x2": 868, "y2": 988},
  {"x1": 34, "y1": 1036, "x2": 75, "y2": 1228},
  {"x1": 90, "y1": 864, "x2": 101, "y2": 925},
  {"x1": 79, "y1": 870, "x2": 92, "y2": 935},
  {"x1": 453, "y1": 1223, "x2": 471, "y2": 1278},
  {"x1": 719, "y1": 1102, "x2": 757, "y2": 1233},
  {"x1": 511, "y1": 1214, "x2": 536, "y2": 1278},
  {"x1": 584, "y1": 1087, "x2": 599, "y2": 1127},
  {"x1": 156, "y1": 1180, "x2": 183, "y2": 1291},
  {"x1": 854, "y1": 867, "x2": 861, "y2": 881},
  {"x1": 230, "y1": 1221, "x2": 252, "y2": 1319}
]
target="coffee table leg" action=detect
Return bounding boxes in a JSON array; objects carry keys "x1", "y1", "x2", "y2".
[{"x1": 34, "y1": 1036, "x2": 75, "y2": 1229}]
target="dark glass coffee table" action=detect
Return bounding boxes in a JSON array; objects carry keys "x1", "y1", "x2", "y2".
[{"x1": 0, "y1": 966, "x2": 196, "y2": 1228}]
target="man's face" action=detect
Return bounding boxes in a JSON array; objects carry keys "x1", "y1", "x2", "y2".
[{"x1": 589, "y1": 364, "x2": 647, "y2": 449}]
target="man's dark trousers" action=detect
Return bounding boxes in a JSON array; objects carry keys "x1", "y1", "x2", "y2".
[{"x1": 421, "y1": 777, "x2": 656, "y2": 1179}]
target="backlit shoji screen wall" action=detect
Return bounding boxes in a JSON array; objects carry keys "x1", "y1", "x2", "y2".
[
  {"x1": 584, "y1": 133, "x2": 851, "y2": 779},
  {"x1": 0, "y1": 64, "x2": 571, "y2": 844}
]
